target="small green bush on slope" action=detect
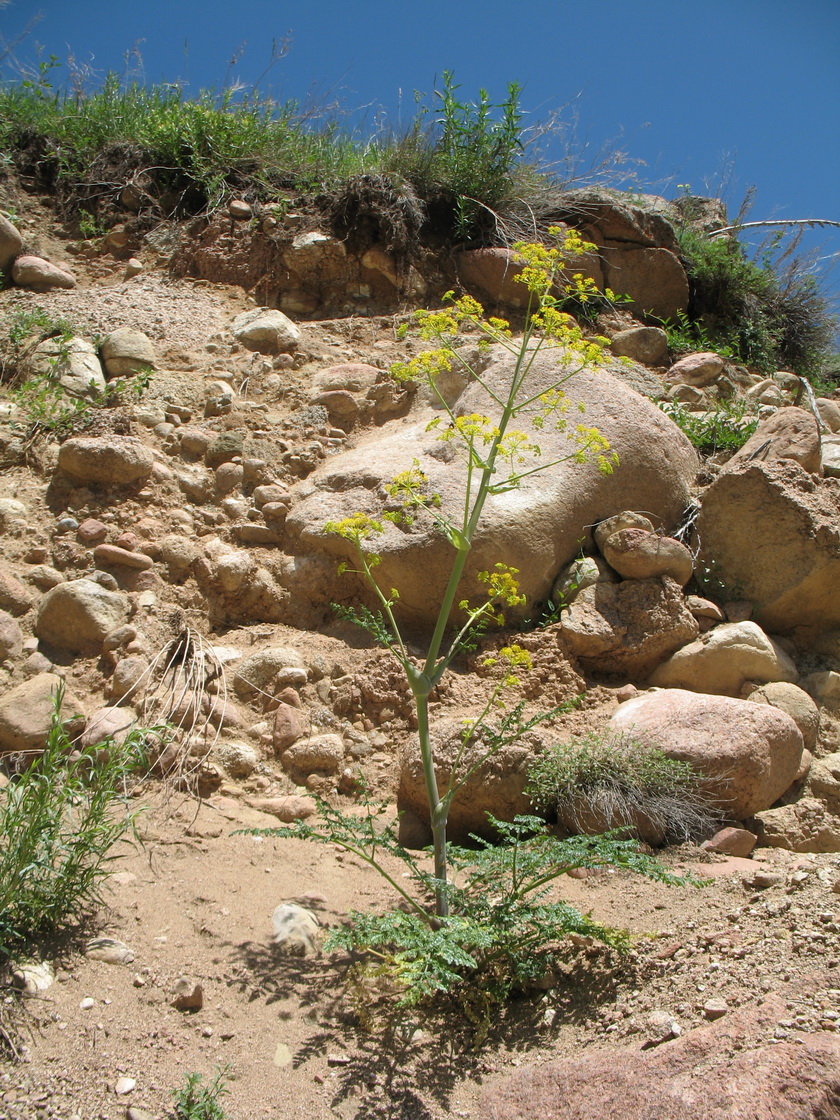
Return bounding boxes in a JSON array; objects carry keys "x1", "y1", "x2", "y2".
[{"x1": 0, "y1": 691, "x2": 150, "y2": 960}]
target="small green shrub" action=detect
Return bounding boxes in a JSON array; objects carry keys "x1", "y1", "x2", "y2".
[
  {"x1": 245, "y1": 800, "x2": 692, "y2": 1037},
  {"x1": 9, "y1": 371, "x2": 96, "y2": 446},
  {"x1": 658, "y1": 398, "x2": 759, "y2": 455},
  {"x1": 657, "y1": 309, "x2": 738, "y2": 359},
  {"x1": 171, "y1": 1068, "x2": 230, "y2": 1120},
  {"x1": 0, "y1": 689, "x2": 153, "y2": 958},
  {"x1": 675, "y1": 227, "x2": 835, "y2": 375},
  {"x1": 527, "y1": 731, "x2": 723, "y2": 844}
]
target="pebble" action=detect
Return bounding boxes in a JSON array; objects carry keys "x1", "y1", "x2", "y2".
[
  {"x1": 79, "y1": 997, "x2": 95, "y2": 1010},
  {"x1": 170, "y1": 978, "x2": 204, "y2": 1012},
  {"x1": 273, "y1": 1042, "x2": 293, "y2": 1067},
  {"x1": 114, "y1": 1077, "x2": 136, "y2": 1096},
  {"x1": 85, "y1": 937, "x2": 136, "y2": 965},
  {"x1": 703, "y1": 998, "x2": 729, "y2": 1020}
]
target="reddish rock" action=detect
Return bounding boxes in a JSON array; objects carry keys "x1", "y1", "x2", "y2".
[
  {"x1": 601, "y1": 528, "x2": 694, "y2": 584},
  {"x1": 93, "y1": 544, "x2": 154, "y2": 570},
  {"x1": 77, "y1": 518, "x2": 109, "y2": 544},
  {"x1": 246, "y1": 795, "x2": 317, "y2": 822},
  {"x1": 272, "y1": 701, "x2": 309, "y2": 753},
  {"x1": 602, "y1": 246, "x2": 688, "y2": 321},
  {"x1": 12, "y1": 254, "x2": 76, "y2": 290},
  {"x1": 0, "y1": 569, "x2": 33, "y2": 616},
  {"x1": 701, "y1": 826, "x2": 758, "y2": 857},
  {"x1": 611, "y1": 688, "x2": 803, "y2": 818},
  {"x1": 668, "y1": 351, "x2": 726, "y2": 387},
  {"x1": 481, "y1": 987, "x2": 840, "y2": 1120}
]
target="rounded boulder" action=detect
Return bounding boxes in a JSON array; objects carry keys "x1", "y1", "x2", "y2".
[
  {"x1": 36, "y1": 579, "x2": 131, "y2": 655},
  {"x1": 610, "y1": 688, "x2": 804, "y2": 818},
  {"x1": 58, "y1": 436, "x2": 154, "y2": 486}
]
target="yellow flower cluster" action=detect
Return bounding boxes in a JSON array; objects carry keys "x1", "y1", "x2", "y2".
[
  {"x1": 324, "y1": 512, "x2": 384, "y2": 541},
  {"x1": 391, "y1": 347, "x2": 453, "y2": 386},
  {"x1": 481, "y1": 642, "x2": 534, "y2": 688},
  {"x1": 477, "y1": 563, "x2": 526, "y2": 610},
  {"x1": 428, "y1": 413, "x2": 501, "y2": 446}
]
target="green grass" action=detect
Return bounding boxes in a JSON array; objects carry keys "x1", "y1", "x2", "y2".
[
  {"x1": 0, "y1": 65, "x2": 587, "y2": 243},
  {"x1": 675, "y1": 226, "x2": 836, "y2": 376},
  {"x1": 527, "y1": 731, "x2": 723, "y2": 843},
  {"x1": 657, "y1": 398, "x2": 760, "y2": 455}
]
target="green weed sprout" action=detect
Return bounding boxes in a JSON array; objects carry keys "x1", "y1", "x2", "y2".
[{"x1": 171, "y1": 1068, "x2": 230, "y2": 1120}]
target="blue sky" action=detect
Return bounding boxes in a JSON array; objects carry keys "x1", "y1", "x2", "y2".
[{"x1": 2, "y1": 0, "x2": 839, "y2": 324}]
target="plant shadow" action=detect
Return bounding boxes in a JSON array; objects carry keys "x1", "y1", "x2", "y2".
[{"x1": 225, "y1": 933, "x2": 643, "y2": 1120}]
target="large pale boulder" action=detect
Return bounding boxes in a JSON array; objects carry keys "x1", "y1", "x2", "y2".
[
  {"x1": 35, "y1": 579, "x2": 131, "y2": 654},
  {"x1": 725, "y1": 406, "x2": 822, "y2": 475},
  {"x1": 560, "y1": 576, "x2": 698, "y2": 677},
  {"x1": 285, "y1": 353, "x2": 698, "y2": 627},
  {"x1": 696, "y1": 459, "x2": 840, "y2": 634},
  {"x1": 27, "y1": 337, "x2": 106, "y2": 400},
  {"x1": 610, "y1": 688, "x2": 804, "y2": 818},
  {"x1": 0, "y1": 673, "x2": 85, "y2": 753},
  {"x1": 57, "y1": 436, "x2": 154, "y2": 486},
  {"x1": 648, "y1": 621, "x2": 798, "y2": 695},
  {"x1": 231, "y1": 308, "x2": 300, "y2": 354}
]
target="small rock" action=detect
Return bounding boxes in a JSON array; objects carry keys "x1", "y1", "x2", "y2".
[
  {"x1": 272, "y1": 903, "x2": 320, "y2": 956},
  {"x1": 77, "y1": 518, "x2": 109, "y2": 544},
  {"x1": 645, "y1": 1009, "x2": 681, "y2": 1045},
  {"x1": 747, "y1": 871, "x2": 784, "y2": 890},
  {"x1": 703, "y1": 998, "x2": 729, "y2": 1020},
  {"x1": 114, "y1": 1077, "x2": 136, "y2": 1096},
  {"x1": 231, "y1": 308, "x2": 301, "y2": 355},
  {"x1": 247, "y1": 795, "x2": 317, "y2": 822},
  {"x1": 11, "y1": 960, "x2": 55, "y2": 997},
  {"x1": 170, "y1": 978, "x2": 204, "y2": 1012},
  {"x1": 273, "y1": 1042, "x2": 293, "y2": 1067},
  {"x1": 85, "y1": 937, "x2": 135, "y2": 965},
  {"x1": 701, "y1": 827, "x2": 758, "y2": 858},
  {"x1": 93, "y1": 544, "x2": 154, "y2": 570},
  {"x1": 100, "y1": 327, "x2": 155, "y2": 378},
  {"x1": 228, "y1": 199, "x2": 252, "y2": 220},
  {"x1": 79, "y1": 997, "x2": 96, "y2": 1010}
]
